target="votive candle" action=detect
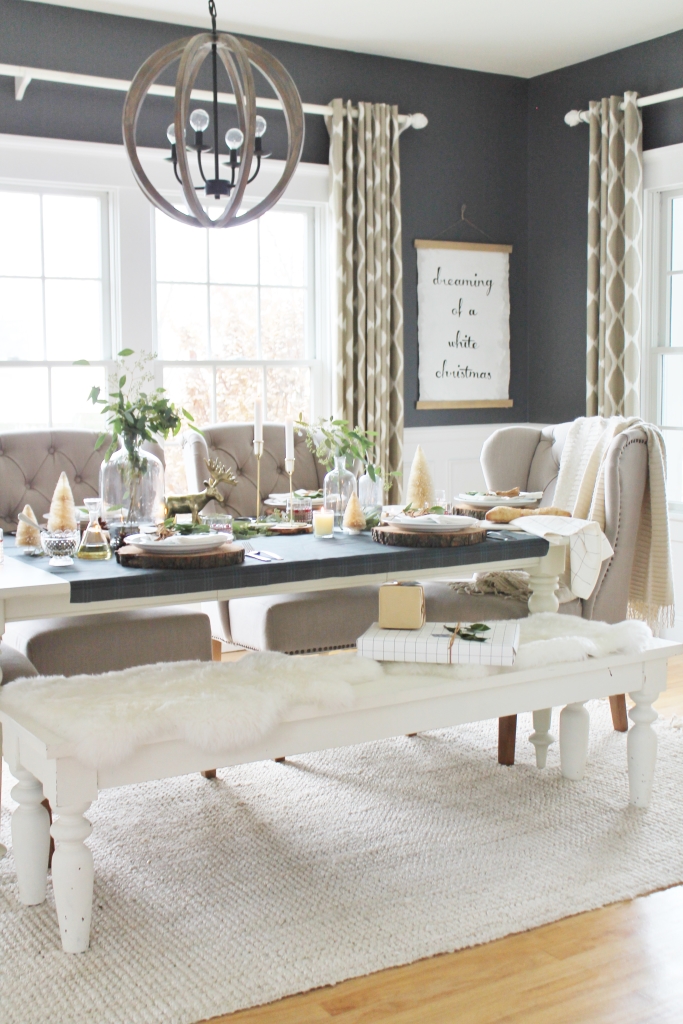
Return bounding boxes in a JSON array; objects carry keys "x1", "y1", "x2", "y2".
[
  {"x1": 313, "y1": 508, "x2": 334, "y2": 538},
  {"x1": 285, "y1": 417, "x2": 294, "y2": 460}
]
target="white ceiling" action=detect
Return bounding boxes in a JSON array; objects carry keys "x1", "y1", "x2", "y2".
[{"x1": 23, "y1": 0, "x2": 683, "y2": 78}]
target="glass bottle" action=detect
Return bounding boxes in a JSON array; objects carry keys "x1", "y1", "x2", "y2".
[
  {"x1": 323, "y1": 455, "x2": 357, "y2": 529},
  {"x1": 78, "y1": 497, "x2": 111, "y2": 560},
  {"x1": 100, "y1": 445, "x2": 165, "y2": 530},
  {"x1": 358, "y1": 469, "x2": 384, "y2": 508}
]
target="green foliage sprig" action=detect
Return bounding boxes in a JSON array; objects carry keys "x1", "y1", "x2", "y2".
[
  {"x1": 295, "y1": 415, "x2": 399, "y2": 491},
  {"x1": 76, "y1": 349, "x2": 200, "y2": 470}
]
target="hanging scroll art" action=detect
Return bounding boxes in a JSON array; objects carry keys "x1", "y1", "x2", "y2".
[{"x1": 414, "y1": 240, "x2": 513, "y2": 409}]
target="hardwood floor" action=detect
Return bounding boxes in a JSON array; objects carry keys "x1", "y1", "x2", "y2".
[{"x1": 202, "y1": 656, "x2": 683, "y2": 1024}]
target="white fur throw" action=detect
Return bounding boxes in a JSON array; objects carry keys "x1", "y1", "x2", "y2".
[{"x1": 0, "y1": 615, "x2": 653, "y2": 770}]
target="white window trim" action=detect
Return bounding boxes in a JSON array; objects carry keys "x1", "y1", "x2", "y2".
[{"x1": 0, "y1": 132, "x2": 334, "y2": 420}]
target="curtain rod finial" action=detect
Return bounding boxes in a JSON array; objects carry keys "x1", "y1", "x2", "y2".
[
  {"x1": 409, "y1": 112, "x2": 428, "y2": 129},
  {"x1": 565, "y1": 109, "x2": 587, "y2": 127}
]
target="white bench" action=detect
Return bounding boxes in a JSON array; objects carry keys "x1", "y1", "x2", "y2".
[{"x1": 1, "y1": 638, "x2": 680, "y2": 953}]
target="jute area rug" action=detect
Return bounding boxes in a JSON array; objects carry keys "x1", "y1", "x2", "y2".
[{"x1": 2, "y1": 701, "x2": 683, "y2": 1024}]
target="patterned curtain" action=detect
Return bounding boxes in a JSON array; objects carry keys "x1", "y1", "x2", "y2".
[
  {"x1": 586, "y1": 92, "x2": 643, "y2": 417},
  {"x1": 327, "y1": 99, "x2": 404, "y2": 500}
]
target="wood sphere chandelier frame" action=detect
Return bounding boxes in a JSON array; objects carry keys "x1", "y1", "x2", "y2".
[{"x1": 122, "y1": 0, "x2": 305, "y2": 229}]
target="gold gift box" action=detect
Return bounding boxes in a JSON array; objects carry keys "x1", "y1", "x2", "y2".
[{"x1": 378, "y1": 582, "x2": 426, "y2": 630}]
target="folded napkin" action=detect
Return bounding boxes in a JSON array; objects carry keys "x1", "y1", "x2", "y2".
[
  {"x1": 392, "y1": 514, "x2": 481, "y2": 529},
  {"x1": 511, "y1": 515, "x2": 613, "y2": 599}
]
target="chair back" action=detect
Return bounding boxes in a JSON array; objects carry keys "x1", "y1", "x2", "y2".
[
  {"x1": 481, "y1": 421, "x2": 649, "y2": 623},
  {"x1": 0, "y1": 429, "x2": 165, "y2": 532},
  {"x1": 182, "y1": 423, "x2": 325, "y2": 518}
]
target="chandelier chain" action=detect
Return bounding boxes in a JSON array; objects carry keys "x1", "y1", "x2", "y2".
[{"x1": 208, "y1": 0, "x2": 217, "y2": 35}]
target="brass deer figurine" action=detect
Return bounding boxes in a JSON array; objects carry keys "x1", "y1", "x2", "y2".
[{"x1": 165, "y1": 458, "x2": 237, "y2": 523}]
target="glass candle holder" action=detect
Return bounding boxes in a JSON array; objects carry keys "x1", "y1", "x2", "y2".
[
  {"x1": 199, "y1": 513, "x2": 234, "y2": 540},
  {"x1": 313, "y1": 508, "x2": 334, "y2": 539},
  {"x1": 287, "y1": 496, "x2": 313, "y2": 524},
  {"x1": 41, "y1": 529, "x2": 80, "y2": 566}
]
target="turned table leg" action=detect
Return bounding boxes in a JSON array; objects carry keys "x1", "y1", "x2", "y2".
[
  {"x1": 51, "y1": 803, "x2": 94, "y2": 953},
  {"x1": 560, "y1": 701, "x2": 590, "y2": 780},
  {"x1": 11, "y1": 766, "x2": 51, "y2": 905},
  {"x1": 627, "y1": 689, "x2": 659, "y2": 808},
  {"x1": 529, "y1": 708, "x2": 554, "y2": 768},
  {"x1": 527, "y1": 544, "x2": 564, "y2": 614}
]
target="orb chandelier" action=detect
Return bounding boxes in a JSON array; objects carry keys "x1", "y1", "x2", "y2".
[{"x1": 122, "y1": 0, "x2": 305, "y2": 229}]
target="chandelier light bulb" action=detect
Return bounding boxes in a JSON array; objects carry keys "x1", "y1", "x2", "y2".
[
  {"x1": 255, "y1": 115, "x2": 267, "y2": 137},
  {"x1": 190, "y1": 108, "x2": 210, "y2": 132},
  {"x1": 166, "y1": 123, "x2": 176, "y2": 144},
  {"x1": 226, "y1": 127, "x2": 244, "y2": 150}
]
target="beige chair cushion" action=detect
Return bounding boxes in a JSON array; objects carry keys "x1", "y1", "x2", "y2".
[
  {"x1": 0, "y1": 641, "x2": 38, "y2": 684},
  {"x1": 5, "y1": 607, "x2": 212, "y2": 677}
]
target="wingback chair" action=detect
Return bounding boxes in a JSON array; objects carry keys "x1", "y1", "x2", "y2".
[{"x1": 1, "y1": 430, "x2": 212, "y2": 675}]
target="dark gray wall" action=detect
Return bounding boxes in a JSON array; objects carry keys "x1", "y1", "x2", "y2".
[
  {"x1": 527, "y1": 30, "x2": 683, "y2": 424},
  {"x1": 0, "y1": 0, "x2": 529, "y2": 428}
]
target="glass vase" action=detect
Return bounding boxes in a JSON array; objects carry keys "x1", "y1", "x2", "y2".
[
  {"x1": 323, "y1": 455, "x2": 357, "y2": 529},
  {"x1": 358, "y1": 471, "x2": 384, "y2": 508},
  {"x1": 100, "y1": 446, "x2": 165, "y2": 530}
]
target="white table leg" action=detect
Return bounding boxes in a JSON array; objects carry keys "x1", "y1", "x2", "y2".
[
  {"x1": 627, "y1": 690, "x2": 659, "y2": 809},
  {"x1": 527, "y1": 543, "x2": 565, "y2": 614},
  {"x1": 529, "y1": 708, "x2": 554, "y2": 768},
  {"x1": 560, "y1": 701, "x2": 590, "y2": 780},
  {"x1": 11, "y1": 765, "x2": 51, "y2": 905},
  {"x1": 51, "y1": 803, "x2": 94, "y2": 953}
]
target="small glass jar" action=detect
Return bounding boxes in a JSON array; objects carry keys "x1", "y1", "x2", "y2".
[
  {"x1": 358, "y1": 470, "x2": 384, "y2": 508},
  {"x1": 313, "y1": 508, "x2": 334, "y2": 539},
  {"x1": 287, "y1": 496, "x2": 313, "y2": 524},
  {"x1": 101, "y1": 446, "x2": 165, "y2": 530},
  {"x1": 323, "y1": 456, "x2": 357, "y2": 529},
  {"x1": 199, "y1": 512, "x2": 234, "y2": 540},
  {"x1": 41, "y1": 529, "x2": 80, "y2": 566}
]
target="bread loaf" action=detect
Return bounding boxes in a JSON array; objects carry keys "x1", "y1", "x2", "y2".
[{"x1": 485, "y1": 506, "x2": 571, "y2": 524}]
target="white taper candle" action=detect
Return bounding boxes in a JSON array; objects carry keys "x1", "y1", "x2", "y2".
[
  {"x1": 254, "y1": 399, "x2": 263, "y2": 443},
  {"x1": 285, "y1": 417, "x2": 294, "y2": 461}
]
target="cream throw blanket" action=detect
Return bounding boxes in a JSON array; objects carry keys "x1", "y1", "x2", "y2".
[{"x1": 553, "y1": 417, "x2": 674, "y2": 628}]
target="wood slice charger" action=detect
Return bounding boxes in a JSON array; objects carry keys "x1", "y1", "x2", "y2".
[
  {"x1": 117, "y1": 542, "x2": 245, "y2": 569},
  {"x1": 371, "y1": 524, "x2": 488, "y2": 548}
]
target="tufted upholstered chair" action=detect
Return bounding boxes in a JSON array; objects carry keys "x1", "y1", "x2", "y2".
[{"x1": 0, "y1": 429, "x2": 212, "y2": 675}]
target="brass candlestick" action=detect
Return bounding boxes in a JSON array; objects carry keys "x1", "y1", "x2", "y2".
[
  {"x1": 285, "y1": 456, "x2": 295, "y2": 523},
  {"x1": 253, "y1": 439, "x2": 264, "y2": 519}
]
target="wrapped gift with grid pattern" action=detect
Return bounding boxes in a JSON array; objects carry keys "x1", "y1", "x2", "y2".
[{"x1": 357, "y1": 621, "x2": 520, "y2": 666}]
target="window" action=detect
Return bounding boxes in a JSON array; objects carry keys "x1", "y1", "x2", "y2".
[
  {"x1": 154, "y1": 205, "x2": 318, "y2": 429},
  {"x1": 0, "y1": 186, "x2": 110, "y2": 431},
  {"x1": 647, "y1": 188, "x2": 683, "y2": 505}
]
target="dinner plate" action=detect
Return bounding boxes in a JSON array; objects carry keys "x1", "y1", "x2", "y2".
[
  {"x1": 125, "y1": 532, "x2": 227, "y2": 555},
  {"x1": 391, "y1": 514, "x2": 481, "y2": 533},
  {"x1": 458, "y1": 492, "x2": 543, "y2": 507}
]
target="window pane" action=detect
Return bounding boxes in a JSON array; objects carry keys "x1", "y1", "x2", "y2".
[
  {"x1": 157, "y1": 283, "x2": 208, "y2": 359},
  {"x1": 163, "y1": 365, "x2": 212, "y2": 428},
  {"x1": 266, "y1": 365, "x2": 310, "y2": 421},
  {"x1": 0, "y1": 279, "x2": 44, "y2": 360},
  {"x1": 260, "y1": 287, "x2": 305, "y2": 359},
  {"x1": 45, "y1": 280, "x2": 102, "y2": 360},
  {"x1": 163, "y1": 443, "x2": 188, "y2": 496},
  {"x1": 663, "y1": 429, "x2": 683, "y2": 503},
  {"x1": 0, "y1": 192, "x2": 42, "y2": 277},
  {"x1": 155, "y1": 210, "x2": 207, "y2": 283},
  {"x1": 209, "y1": 220, "x2": 257, "y2": 284},
  {"x1": 216, "y1": 366, "x2": 261, "y2": 422},
  {"x1": 672, "y1": 197, "x2": 683, "y2": 273},
  {"x1": 43, "y1": 194, "x2": 101, "y2": 279},
  {"x1": 661, "y1": 354, "x2": 683, "y2": 427},
  {"x1": 210, "y1": 285, "x2": 257, "y2": 358},
  {"x1": 0, "y1": 367, "x2": 49, "y2": 430},
  {"x1": 51, "y1": 366, "x2": 106, "y2": 428},
  {"x1": 670, "y1": 274, "x2": 683, "y2": 347},
  {"x1": 259, "y1": 211, "x2": 306, "y2": 287}
]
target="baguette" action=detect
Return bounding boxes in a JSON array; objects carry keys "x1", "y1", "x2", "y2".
[
  {"x1": 494, "y1": 487, "x2": 520, "y2": 497},
  {"x1": 485, "y1": 505, "x2": 571, "y2": 524}
]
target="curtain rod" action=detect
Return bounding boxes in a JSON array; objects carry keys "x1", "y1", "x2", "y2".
[
  {"x1": 0, "y1": 62, "x2": 428, "y2": 131},
  {"x1": 565, "y1": 85, "x2": 683, "y2": 125}
]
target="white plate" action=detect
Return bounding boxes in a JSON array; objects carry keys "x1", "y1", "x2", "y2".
[
  {"x1": 125, "y1": 532, "x2": 227, "y2": 555},
  {"x1": 458, "y1": 492, "x2": 543, "y2": 507},
  {"x1": 391, "y1": 514, "x2": 481, "y2": 533}
]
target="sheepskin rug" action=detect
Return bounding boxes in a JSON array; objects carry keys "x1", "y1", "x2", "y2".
[
  {"x1": 0, "y1": 615, "x2": 654, "y2": 770},
  {"x1": 2, "y1": 700, "x2": 683, "y2": 1024}
]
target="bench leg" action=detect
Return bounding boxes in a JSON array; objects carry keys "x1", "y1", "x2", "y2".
[
  {"x1": 610, "y1": 694, "x2": 628, "y2": 732},
  {"x1": 529, "y1": 708, "x2": 554, "y2": 768},
  {"x1": 51, "y1": 803, "x2": 94, "y2": 953},
  {"x1": 11, "y1": 766, "x2": 51, "y2": 905},
  {"x1": 627, "y1": 689, "x2": 658, "y2": 808},
  {"x1": 560, "y1": 701, "x2": 590, "y2": 780},
  {"x1": 201, "y1": 770, "x2": 217, "y2": 779},
  {"x1": 498, "y1": 715, "x2": 517, "y2": 765}
]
